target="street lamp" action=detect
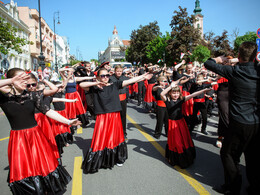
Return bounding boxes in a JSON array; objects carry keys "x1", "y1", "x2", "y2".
[
  {"x1": 53, "y1": 11, "x2": 60, "y2": 72},
  {"x1": 38, "y1": 0, "x2": 45, "y2": 71}
]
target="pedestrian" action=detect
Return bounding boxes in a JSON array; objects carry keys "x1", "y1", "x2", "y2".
[
  {"x1": 110, "y1": 64, "x2": 130, "y2": 139},
  {"x1": 80, "y1": 68, "x2": 152, "y2": 173},
  {"x1": 0, "y1": 68, "x2": 81, "y2": 194},
  {"x1": 152, "y1": 76, "x2": 169, "y2": 139},
  {"x1": 43, "y1": 66, "x2": 51, "y2": 81},
  {"x1": 50, "y1": 69, "x2": 59, "y2": 82},
  {"x1": 205, "y1": 41, "x2": 260, "y2": 195},
  {"x1": 160, "y1": 80, "x2": 212, "y2": 168}
]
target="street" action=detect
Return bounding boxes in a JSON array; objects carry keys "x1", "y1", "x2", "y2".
[{"x1": 0, "y1": 100, "x2": 248, "y2": 195}]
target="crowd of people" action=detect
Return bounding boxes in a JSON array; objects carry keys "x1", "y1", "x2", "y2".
[{"x1": 0, "y1": 41, "x2": 259, "y2": 195}]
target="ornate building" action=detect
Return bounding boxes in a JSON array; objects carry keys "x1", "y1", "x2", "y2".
[
  {"x1": 98, "y1": 26, "x2": 130, "y2": 63},
  {"x1": 193, "y1": 0, "x2": 204, "y2": 38},
  {"x1": 0, "y1": 0, "x2": 31, "y2": 70}
]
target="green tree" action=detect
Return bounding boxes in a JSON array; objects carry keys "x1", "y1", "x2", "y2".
[
  {"x1": 146, "y1": 32, "x2": 171, "y2": 65},
  {"x1": 190, "y1": 45, "x2": 210, "y2": 63},
  {"x1": 166, "y1": 6, "x2": 202, "y2": 63},
  {"x1": 212, "y1": 30, "x2": 234, "y2": 57},
  {"x1": 0, "y1": 17, "x2": 31, "y2": 55},
  {"x1": 125, "y1": 21, "x2": 161, "y2": 64},
  {"x1": 234, "y1": 31, "x2": 258, "y2": 55}
]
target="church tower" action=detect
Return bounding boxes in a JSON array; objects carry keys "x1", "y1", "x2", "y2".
[{"x1": 193, "y1": 0, "x2": 203, "y2": 38}]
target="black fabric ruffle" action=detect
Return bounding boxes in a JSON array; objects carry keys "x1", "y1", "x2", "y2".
[
  {"x1": 9, "y1": 165, "x2": 71, "y2": 195},
  {"x1": 82, "y1": 142, "x2": 128, "y2": 174},
  {"x1": 165, "y1": 144, "x2": 196, "y2": 169},
  {"x1": 77, "y1": 113, "x2": 89, "y2": 127},
  {"x1": 55, "y1": 132, "x2": 73, "y2": 155}
]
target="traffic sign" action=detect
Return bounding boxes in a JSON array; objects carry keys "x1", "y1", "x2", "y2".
[
  {"x1": 257, "y1": 28, "x2": 260, "y2": 38},
  {"x1": 256, "y1": 52, "x2": 260, "y2": 62},
  {"x1": 257, "y1": 38, "x2": 260, "y2": 52}
]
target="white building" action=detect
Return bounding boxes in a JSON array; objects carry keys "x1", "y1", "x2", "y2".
[
  {"x1": 98, "y1": 26, "x2": 130, "y2": 63},
  {"x1": 54, "y1": 35, "x2": 70, "y2": 68},
  {"x1": 0, "y1": 0, "x2": 31, "y2": 70}
]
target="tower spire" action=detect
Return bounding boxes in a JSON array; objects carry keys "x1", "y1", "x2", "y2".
[
  {"x1": 194, "y1": 0, "x2": 202, "y2": 15},
  {"x1": 113, "y1": 25, "x2": 118, "y2": 35}
]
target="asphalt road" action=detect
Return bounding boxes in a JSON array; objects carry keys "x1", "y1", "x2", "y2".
[{"x1": 0, "y1": 100, "x2": 248, "y2": 195}]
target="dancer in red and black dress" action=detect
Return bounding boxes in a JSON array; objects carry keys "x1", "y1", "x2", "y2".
[
  {"x1": 60, "y1": 67, "x2": 93, "y2": 129},
  {"x1": 160, "y1": 80, "x2": 212, "y2": 168},
  {"x1": 0, "y1": 68, "x2": 81, "y2": 194},
  {"x1": 50, "y1": 85, "x2": 78, "y2": 154},
  {"x1": 144, "y1": 65, "x2": 162, "y2": 112},
  {"x1": 152, "y1": 76, "x2": 169, "y2": 139},
  {"x1": 26, "y1": 73, "x2": 60, "y2": 160},
  {"x1": 80, "y1": 68, "x2": 152, "y2": 173}
]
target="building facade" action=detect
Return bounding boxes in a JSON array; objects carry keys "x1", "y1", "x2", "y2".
[
  {"x1": 55, "y1": 35, "x2": 70, "y2": 67},
  {"x1": 98, "y1": 26, "x2": 130, "y2": 63},
  {"x1": 0, "y1": 0, "x2": 31, "y2": 70},
  {"x1": 18, "y1": 6, "x2": 54, "y2": 71}
]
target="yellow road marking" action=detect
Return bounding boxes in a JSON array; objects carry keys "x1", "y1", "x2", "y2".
[
  {"x1": 0, "y1": 137, "x2": 9, "y2": 142},
  {"x1": 127, "y1": 114, "x2": 210, "y2": 195},
  {"x1": 71, "y1": 156, "x2": 83, "y2": 195},
  {"x1": 77, "y1": 127, "x2": 83, "y2": 134}
]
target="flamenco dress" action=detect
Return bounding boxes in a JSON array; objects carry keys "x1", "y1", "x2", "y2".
[
  {"x1": 0, "y1": 90, "x2": 71, "y2": 195},
  {"x1": 165, "y1": 98, "x2": 196, "y2": 169},
  {"x1": 34, "y1": 95, "x2": 60, "y2": 160},
  {"x1": 144, "y1": 78, "x2": 156, "y2": 110},
  {"x1": 49, "y1": 92, "x2": 73, "y2": 155},
  {"x1": 82, "y1": 81, "x2": 128, "y2": 173},
  {"x1": 65, "y1": 79, "x2": 89, "y2": 127}
]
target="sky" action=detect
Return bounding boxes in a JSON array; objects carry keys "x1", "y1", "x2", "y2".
[{"x1": 2, "y1": 0, "x2": 260, "y2": 61}]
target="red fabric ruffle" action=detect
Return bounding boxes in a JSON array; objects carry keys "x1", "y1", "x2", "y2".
[
  {"x1": 65, "y1": 91, "x2": 86, "y2": 119},
  {"x1": 182, "y1": 91, "x2": 194, "y2": 116},
  {"x1": 49, "y1": 109, "x2": 71, "y2": 136},
  {"x1": 35, "y1": 113, "x2": 60, "y2": 159},
  {"x1": 8, "y1": 126, "x2": 59, "y2": 183},
  {"x1": 167, "y1": 118, "x2": 194, "y2": 153},
  {"x1": 91, "y1": 112, "x2": 125, "y2": 152},
  {"x1": 144, "y1": 83, "x2": 156, "y2": 103}
]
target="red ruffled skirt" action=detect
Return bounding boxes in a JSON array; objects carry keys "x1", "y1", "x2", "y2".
[
  {"x1": 82, "y1": 112, "x2": 127, "y2": 173},
  {"x1": 49, "y1": 110, "x2": 71, "y2": 137},
  {"x1": 76, "y1": 84, "x2": 87, "y2": 111},
  {"x1": 166, "y1": 118, "x2": 196, "y2": 168},
  {"x1": 8, "y1": 126, "x2": 71, "y2": 194},
  {"x1": 35, "y1": 113, "x2": 60, "y2": 159},
  {"x1": 182, "y1": 91, "x2": 194, "y2": 116},
  {"x1": 144, "y1": 83, "x2": 156, "y2": 103},
  {"x1": 48, "y1": 109, "x2": 73, "y2": 154},
  {"x1": 65, "y1": 91, "x2": 86, "y2": 119}
]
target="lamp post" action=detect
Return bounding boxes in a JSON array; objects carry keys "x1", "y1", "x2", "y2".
[
  {"x1": 38, "y1": 0, "x2": 45, "y2": 71},
  {"x1": 53, "y1": 11, "x2": 60, "y2": 72}
]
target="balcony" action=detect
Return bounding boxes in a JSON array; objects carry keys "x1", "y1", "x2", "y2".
[{"x1": 31, "y1": 9, "x2": 39, "y2": 20}]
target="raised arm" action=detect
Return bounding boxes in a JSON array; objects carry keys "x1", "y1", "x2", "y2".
[
  {"x1": 45, "y1": 109, "x2": 81, "y2": 126},
  {"x1": 43, "y1": 79, "x2": 58, "y2": 96},
  {"x1": 52, "y1": 97, "x2": 78, "y2": 103},
  {"x1": 75, "y1": 76, "x2": 96, "y2": 82},
  {"x1": 122, "y1": 73, "x2": 153, "y2": 87},
  {"x1": 185, "y1": 88, "x2": 212, "y2": 101}
]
